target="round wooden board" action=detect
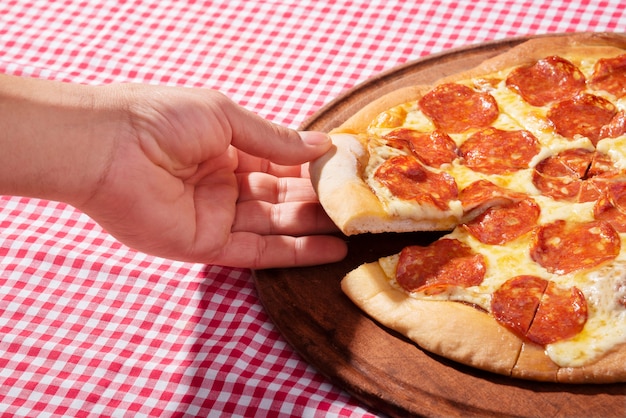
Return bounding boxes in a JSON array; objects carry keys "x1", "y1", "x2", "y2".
[{"x1": 253, "y1": 34, "x2": 626, "y2": 417}]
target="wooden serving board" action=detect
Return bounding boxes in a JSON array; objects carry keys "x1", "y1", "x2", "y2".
[{"x1": 253, "y1": 34, "x2": 626, "y2": 417}]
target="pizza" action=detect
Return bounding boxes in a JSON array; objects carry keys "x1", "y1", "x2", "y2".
[{"x1": 309, "y1": 33, "x2": 626, "y2": 383}]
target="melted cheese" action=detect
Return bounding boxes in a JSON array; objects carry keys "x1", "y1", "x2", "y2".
[
  {"x1": 385, "y1": 219, "x2": 626, "y2": 367},
  {"x1": 597, "y1": 135, "x2": 626, "y2": 169},
  {"x1": 547, "y1": 264, "x2": 626, "y2": 366},
  {"x1": 363, "y1": 51, "x2": 626, "y2": 368},
  {"x1": 457, "y1": 204, "x2": 626, "y2": 367},
  {"x1": 363, "y1": 143, "x2": 463, "y2": 221},
  {"x1": 490, "y1": 79, "x2": 596, "y2": 153},
  {"x1": 402, "y1": 106, "x2": 435, "y2": 132}
]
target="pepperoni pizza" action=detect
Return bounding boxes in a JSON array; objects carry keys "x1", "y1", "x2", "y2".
[{"x1": 310, "y1": 33, "x2": 626, "y2": 383}]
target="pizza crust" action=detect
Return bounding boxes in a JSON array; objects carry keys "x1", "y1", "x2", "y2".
[
  {"x1": 513, "y1": 340, "x2": 626, "y2": 384},
  {"x1": 512, "y1": 342, "x2": 560, "y2": 382},
  {"x1": 343, "y1": 260, "x2": 626, "y2": 383},
  {"x1": 308, "y1": 133, "x2": 387, "y2": 235},
  {"x1": 556, "y1": 344, "x2": 626, "y2": 384},
  {"x1": 341, "y1": 261, "x2": 523, "y2": 376}
]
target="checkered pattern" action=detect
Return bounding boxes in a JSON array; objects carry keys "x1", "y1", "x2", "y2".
[{"x1": 0, "y1": 1, "x2": 623, "y2": 416}]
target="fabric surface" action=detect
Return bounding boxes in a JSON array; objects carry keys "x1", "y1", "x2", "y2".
[{"x1": 0, "y1": 1, "x2": 624, "y2": 416}]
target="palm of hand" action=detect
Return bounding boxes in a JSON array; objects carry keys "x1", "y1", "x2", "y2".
[{"x1": 81, "y1": 85, "x2": 345, "y2": 268}]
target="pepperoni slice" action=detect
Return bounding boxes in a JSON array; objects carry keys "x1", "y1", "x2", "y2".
[
  {"x1": 547, "y1": 148, "x2": 594, "y2": 178},
  {"x1": 599, "y1": 110, "x2": 626, "y2": 139},
  {"x1": 594, "y1": 182, "x2": 626, "y2": 232},
  {"x1": 383, "y1": 128, "x2": 458, "y2": 168},
  {"x1": 579, "y1": 152, "x2": 623, "y2": 202},
  {"x1": 383, "y1": 129, "x2": 413, "y2": 153},
  {"x1": 547, "y1": 94, "x2": 617, "y2": 145},
  {"x1": 374, "y1": 155, "x2": 458, "y2": 209},
  {"x1": 459, "y1": 128, "x2": 540, "y2": 174},
  {"x1": 532, "y1": 148, "x2": 594, "y2": 201},
  {"x1": 530, "y1": 219, "x2": 620, "y2": 274},
  {"x1": 532, "y1": 149, "x2": 621, "y2": 202},
  {"x1": 527, "y1": 282, "x2": 588, "y2": 345},
  {"x1": 418, "y1": 83, "x2": 499, "y2": 133},
  {"x1": 464, "y1": 198, "x2": 540, "y2": 245},
  {"x1": 492, "y1": 275, "x2": 547, "y2": 338},
  {"x1": 588, "y1": 151, "x2": 620, "y2": 178},
  {"x1": 506, "y1": 56, "x2": 586, "y2": 106},
  {"x1": 459, "y1": 179, "x2": 527, "y2": 213},
  {"x1": 492, "y1": 276, "x2": 588, "y2": 345},
  {"x1": 395, "y1": 238, "x2": 486, "y2": 293},
  {"x1": 589, "y1": 53, "x2": 626, "y2": 98},
  {"x1": 580, "y1": 177, "x2": 614, "y2": 203}
]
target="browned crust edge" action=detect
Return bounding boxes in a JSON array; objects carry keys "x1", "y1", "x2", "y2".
[
  {"x1": 342, "y1": 261, "x2": 626, "y2": 383},
  {"x1": 341, "y1": 262, "x2": 523, "y2": 377}
]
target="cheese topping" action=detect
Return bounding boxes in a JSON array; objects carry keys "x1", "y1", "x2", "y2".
[
  {"x1": 363, "y1": 50, "x2": 626, "y2": 368},
  {"x1": 546, "y1": 264, "x2": 626, "y2": 366}
]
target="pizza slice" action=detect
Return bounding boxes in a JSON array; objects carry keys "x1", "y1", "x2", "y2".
[{"x1": 310, "y1": 32, "x2": 626, "y2": 235}]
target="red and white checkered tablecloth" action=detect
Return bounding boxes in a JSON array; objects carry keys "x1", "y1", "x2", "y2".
[{"x1": 0, "y1": 1, "x2": 623, "y2": 416}]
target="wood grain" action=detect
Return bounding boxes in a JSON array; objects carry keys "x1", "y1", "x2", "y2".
[{"x1": 253, "y1": 34, "x2": 626, "y2": 417}]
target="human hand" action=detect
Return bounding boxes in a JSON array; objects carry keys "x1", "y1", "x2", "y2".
[{"x1": 77, "y1": 85, "x2": 347, "y2": 268}]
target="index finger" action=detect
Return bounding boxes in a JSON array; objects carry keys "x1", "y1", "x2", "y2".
[{"x1": 236, "y1": 150, "x2": 309, "y2": 178}]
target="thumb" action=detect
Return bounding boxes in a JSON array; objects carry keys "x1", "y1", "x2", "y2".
[{"x1": 221, "y1": 97, "x2": 332, "y2": 165}]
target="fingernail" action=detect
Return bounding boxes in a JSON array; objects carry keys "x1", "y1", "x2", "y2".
[{"x1": 299, "y1": 131, "x2": 331, "y2": 145}]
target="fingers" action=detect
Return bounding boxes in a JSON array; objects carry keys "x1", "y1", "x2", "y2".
[
  {"x1": 234, "y1": 171, "x2": 337, "y2": 235},
  {"x1": 195, "y1": 93, "x2": 346, "y2": 268},
  {"x1": 235, "y1": 151, "x2": 310, "y2": 178},
  {"x1": 212, "y1": 233, "x2": 348, "y2": 269},
  {"x1": 232, "y1": 200, "x2": 339, "y2": 236},
  {"x1": 236, "y1": 172, "x2": 317, "y2": 203},
  {"x1": 218, "y1": 95, "x2": 332, "y2": 165},
  {"x1": 226, "y1": 159, "x2": 343, "y2": 268}
]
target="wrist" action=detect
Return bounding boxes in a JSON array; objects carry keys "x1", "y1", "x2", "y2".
[{"x1": 0, "y1": 75, "x2": 120, "y2": 207}]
